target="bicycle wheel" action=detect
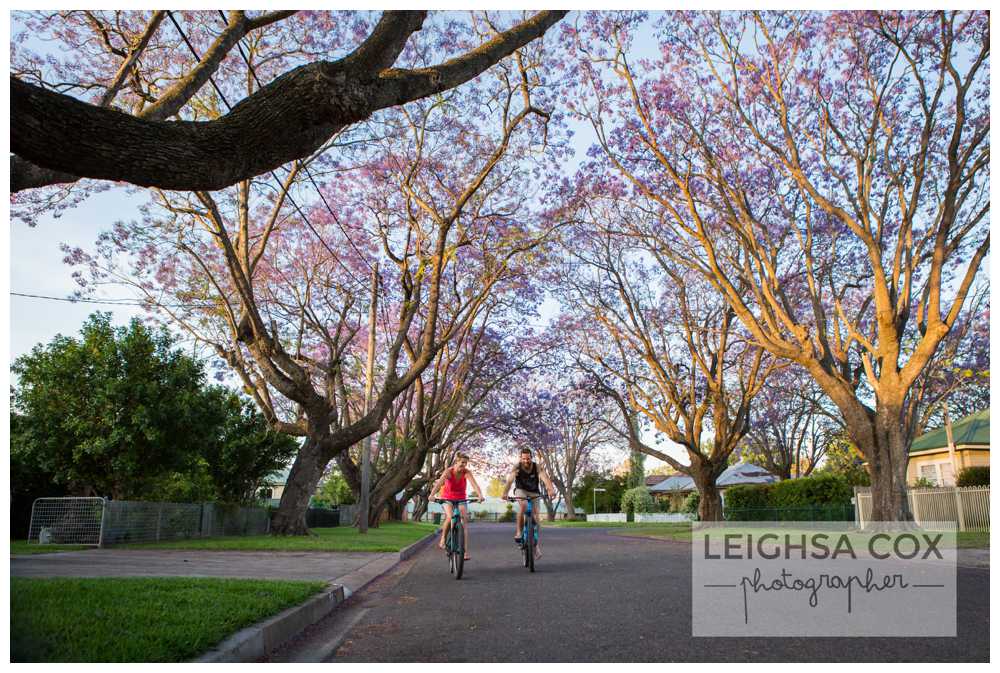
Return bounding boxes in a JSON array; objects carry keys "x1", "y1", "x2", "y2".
[
  {"x1": 447, "y1": 526, "x2": 455, "y2": 574},
  {"x1": 525, "y1": 517, "x2": 535, "y2": 572},
  {"x1": 454, "y1": 521, "x2": 465, "y2": 580}
]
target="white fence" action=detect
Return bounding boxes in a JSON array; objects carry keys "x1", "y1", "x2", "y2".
[
  {"x1": 28, "y1": 498, "x2": 272, "y2": 546},
  {"x1": 854, "y1": 486, "x2": 989, "y2": 531},
  {"x1": 586, "y1": 513, "x2": 627, "y2": 522},
  {"x1": 635, "y1": 512, "x2": 693, "y2": 523}
]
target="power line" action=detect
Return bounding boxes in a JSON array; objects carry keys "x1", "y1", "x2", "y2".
[
  {"x1": 165, "y1": 10, "x2": 370, "y2": 296},
  {"x1": 209, "y1": 10, "x2": 394, "y2": 337},
  {"x1": 11, "y1": 291, "x2": 213, "y2": 309}
]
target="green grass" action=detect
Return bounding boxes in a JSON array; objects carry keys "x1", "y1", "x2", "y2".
[
  {"x1": 11, "y1": 576, "x2": 325, "y2": 662},
  {"x1": 119, "y1": 521, "x2": 438, "y2": 553},
  {"x1": 609, "y1": 523, "x2": 693, "y2": 541},
  {"x1": 617, "y1": 524, "x2": 988, "y2": 549},
  {"x1": 10, "y1": 541, "x2": 96, "y2": 555},
  {"x1": 957, "y1": 531, "x2": 989, "y2": 548}
]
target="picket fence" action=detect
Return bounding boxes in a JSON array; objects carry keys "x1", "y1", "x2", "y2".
[{"x1": 854, "y1": 486, "x2": 989, "y2": 531}]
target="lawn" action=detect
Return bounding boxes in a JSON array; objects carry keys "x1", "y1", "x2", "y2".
[
  {"x1": 616, "y1": 523, "x2": 988, "y2": 549},
  {"x1": 118, "y1": 521, "x2": 438, "y2": 553},
  {"x1": 11, "y1": 576, "x2": 326, "y2": 662},
  {"x1": 10, "y1": 541, "x2": 96, "y2": 555}
]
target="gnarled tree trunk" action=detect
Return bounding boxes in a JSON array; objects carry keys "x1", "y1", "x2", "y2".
[{"x1": 270, "y1": 437, "x2": 327, "y2": 535}]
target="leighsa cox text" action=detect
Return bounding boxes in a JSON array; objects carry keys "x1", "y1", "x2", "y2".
[{"x1": 692, "y1": 523, "x2": 957, "y2": 638}]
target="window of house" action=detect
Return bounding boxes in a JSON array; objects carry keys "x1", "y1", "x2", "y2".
[
  {"x1": 938, "y1": 462, "x2": 955, "y2": 486},
  {"x1": 918, "y1": 463, "x2": 940, "y2": 486}
]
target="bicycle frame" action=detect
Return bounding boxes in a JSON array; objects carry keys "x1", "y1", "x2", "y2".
[
  {"x1": 508, "y1": 495, "x2": 540, "y2": 572},
  {"x1": 435, "y1": 497, "x2": 478, "y2": 580}
]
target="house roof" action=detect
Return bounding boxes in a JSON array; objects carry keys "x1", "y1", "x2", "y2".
[
  {"x1": 648, "y1": 462, "x2": 778, "y2": 492},
  {"x1": 910, "y1": 408, "x2": 989, "y2": 453},
  {"x1": 645, "y1": 474, "x2": 670, "y2": 487},
  {"x1": 263, "y1": 467, "x2": 291, "y2": 486}
]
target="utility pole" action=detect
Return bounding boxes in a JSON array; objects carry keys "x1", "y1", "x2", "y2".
[
  {"x1": 942, "y1": 401, "x2": 959, "y2": 485},
  {"x1": 359, "y1": 263, "x2": 378, "y2": 534}
]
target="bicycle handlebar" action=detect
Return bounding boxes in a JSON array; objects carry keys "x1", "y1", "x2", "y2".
[{"x1": 432, "y1": 497, "x2": 482, "y2": 504}]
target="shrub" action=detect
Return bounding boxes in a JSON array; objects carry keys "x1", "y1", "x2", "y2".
[
  {"x1": 499, "y1": 503, "x2": 515, "y2": 523},
  {"x1": 682, "y1": 491, "x2": 700, "y2": 517},
  {"x1": 724, "y1": 483, "x2": 773, "y2": 510},
  {"x1": 910, "y1": 477, "x2": 938, "y2": 489},
  {"x1": 956, "y1": 466, "x2": 989, "y2": 487},
  {"x1": 621, "y1": 486, "x2": 655, "y2": 515},
  {"x1": 769, "y1": 473, "x2": 852, "y2": 507}
]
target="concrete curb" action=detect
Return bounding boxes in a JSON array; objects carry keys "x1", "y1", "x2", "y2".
[
  {"x1": 191, "y1": 527, "x2": 440, "y2": 663},
  {"x1": 193, "y1": 583, "x2": 346, "y2": 663},
  {"x1": 399, "y1": 527, "x2": 440, "y2": 561}
]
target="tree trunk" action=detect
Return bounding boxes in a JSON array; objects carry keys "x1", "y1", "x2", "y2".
[
  {"x1": 542, "y1": 496, "x2": 556, "y2": 521},
  {"x1": 691, "y1": 464, "x2": 725, "y2": 522},
  {"x1": 386, "y1": 497, "x2": 405, "y2": 521},
  {"x1": 854, "y1": 403, "x2": 913, "y2": 522},
  {"x1": 270, "y1": 438, "x2": 327, "y2": 535},
  {"x1": 412, "y1": 496, "x2": 428, "y2": 522},
  {"x1": 561, "y1": 487, "x2": 577, "y2": 520}
]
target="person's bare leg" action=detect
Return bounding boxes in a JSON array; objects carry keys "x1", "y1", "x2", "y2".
[
  {"x1": 516, "y1": 501, "x2": 526, "y2": 540},
  {"x1": 439, "y1": 503, "x2": 453, "y2": 550}
]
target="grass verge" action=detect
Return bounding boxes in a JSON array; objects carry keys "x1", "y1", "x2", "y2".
[
  {"x1": 10, "y1": 541, "x2": 96, "y2": 555},
  {"x1": 612, "y1": 524, "x2": 988, "y2": 549},
  {"x1": 119, "y1": 521, "x2": 438, "y2": 553},
  {"x1": 11, "y1": 576, "x2": 325, "y2": 662}
]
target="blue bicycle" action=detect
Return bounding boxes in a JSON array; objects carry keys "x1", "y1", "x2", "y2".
[
  {"x1": 507, "y1": 496, "x2": 539, "y2": 572},
  {"x1": 434, "y1": 497, "x2": 479, "y2": 580}
]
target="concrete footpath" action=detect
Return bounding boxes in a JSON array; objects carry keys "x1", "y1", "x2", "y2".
[
  {"x1": 11, "y1": 549, "x2": 397, "y2": 584},
  {"x1": 11, "y1": 530, "x2": 439, "y2": 662}
]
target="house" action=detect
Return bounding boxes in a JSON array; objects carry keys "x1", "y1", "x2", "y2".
[
  {"x1": 907, "y1": 408, "x2": 989, "y2": 487},
  {"x1": 648, "y1": 462, "x2": 779, "y2": 503},
  {"x1": 645, "y1": 474, "x2": 670, "y2": 488},
  {"x1": 260, "y1": 467, "x2": 291, "y2": 507}
]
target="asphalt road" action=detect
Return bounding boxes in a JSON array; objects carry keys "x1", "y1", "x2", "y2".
[{"x1": 275, "y1": 523, "x2": 990, "y2": 662}]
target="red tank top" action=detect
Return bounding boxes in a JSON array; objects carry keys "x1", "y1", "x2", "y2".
[{"x1": 440, "y1": 467, "x2": 468, "y2": 500}]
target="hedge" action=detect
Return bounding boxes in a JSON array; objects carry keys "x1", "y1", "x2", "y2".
[
  {"x1": 956, "y1": 466, "x2": 989, "y2": 487},
  {"x1": 725, "y1": 473, "x2": 853, "y2": 512}
]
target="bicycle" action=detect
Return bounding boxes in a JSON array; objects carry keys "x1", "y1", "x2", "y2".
[
  {"x1": 506, "y1": 495, "x2": 540, "y2": 572},
  {"x1": 434, "y1": 497, "x2": 479, "y2": 580}
]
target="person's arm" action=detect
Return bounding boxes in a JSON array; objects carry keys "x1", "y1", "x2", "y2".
[
  {"x1": 466, "y1": 472, "x2": 485, "y2": 500},
  {"x1": 428, "y1": 468, "x2": 450, "y2": 500},
  {"x1": 538, "y1": 466, "x2": 557, "y2": 499},
  {"x1": 501, "y1": 467, "x2": 518, "y2": 498}
]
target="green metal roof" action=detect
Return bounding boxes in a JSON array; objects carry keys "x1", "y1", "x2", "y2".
[{"x1": 910, "y1": 409, "x2": 989, "y2": 453}]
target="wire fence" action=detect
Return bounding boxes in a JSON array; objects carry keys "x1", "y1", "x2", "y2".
[
  {"x1": 27, "y1": 498, "x2": 272, "y2": 546},
  {"x1": 28, "y1": 497, "x2": 105, "y2": 545}
]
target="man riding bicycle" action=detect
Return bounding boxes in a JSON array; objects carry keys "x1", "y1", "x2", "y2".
[{"x1": 502, "y1": 448, "x2": 556, "y2": 558}]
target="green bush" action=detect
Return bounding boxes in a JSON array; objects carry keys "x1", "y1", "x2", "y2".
[
  {"x1": 770, "y1": 473, "x2": 853, "y2": 507},
  {"x1": 682, "y1": 491, "x2": 700, "y2": 517},
  {"x1": 910, "y1": 477, "x2": 937, "y2": 489},
  {"x1": 621, "y1": 486, "x2": 655, "y2": 515},
  {"x1": 724, "y1": 483, "x2": 773, "y2": 510},
  {"x1": 724, "y1": 473, "x2": 854, "y2": 519},
  {"x1": 499, "y1": 503, "x2": 515, "y2": 523},
  {"x1": 956, "y1": 466, "x2": 989, "y2": 487}
]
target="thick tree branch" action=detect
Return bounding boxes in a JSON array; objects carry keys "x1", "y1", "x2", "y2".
[{"x1": 11, "y1": 10, "x2": 567, "y2": 193}]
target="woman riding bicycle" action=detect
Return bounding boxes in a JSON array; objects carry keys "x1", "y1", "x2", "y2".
[{"x1": 429, "y1": 452, "x2": 484, "y2": 561}]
